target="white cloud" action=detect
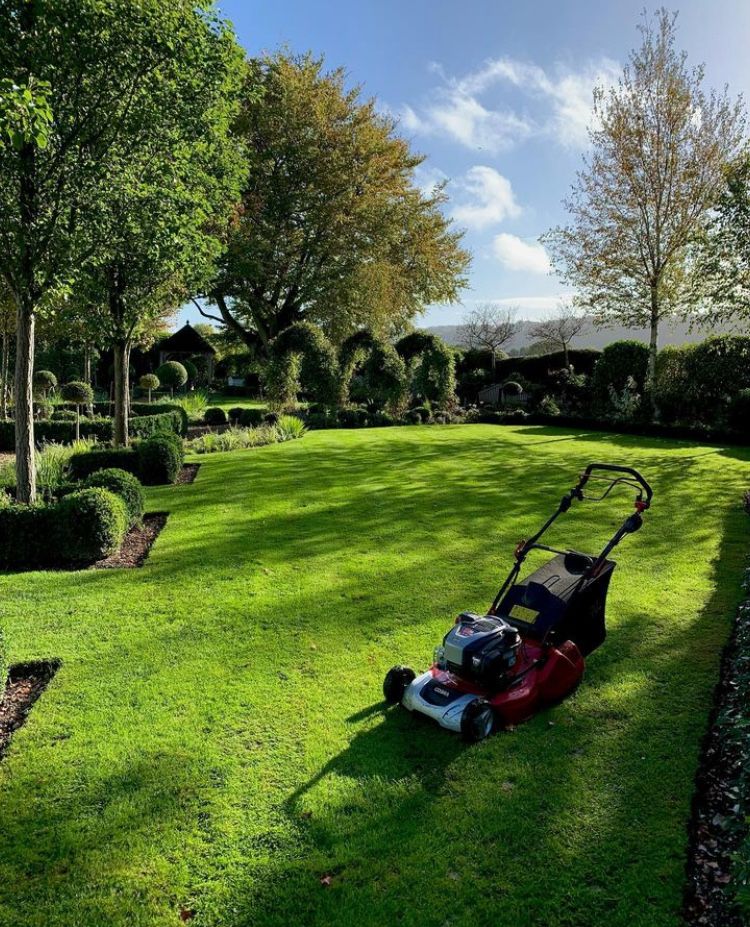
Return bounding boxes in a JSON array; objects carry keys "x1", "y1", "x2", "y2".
[
  {"x1": 451, "y1": 166, "x2": 521, "y2": 229},
  {"x1": 425, "y1": 89, "x2": 532, "y2": 152},
  {"x1": 492, "y1": 233, "x2": 551, "y2": 274},
  {"x1": 392, "y1": 54, "x2": 619, "y2": 152}
]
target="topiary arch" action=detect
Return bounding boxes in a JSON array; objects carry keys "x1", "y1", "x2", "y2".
[
  {"x1": 339, "y1": 329, "x2": 408, "y2": 411},
  {"x1": 265, "y1": 322, "x2": 341, "y2": 408},
  {"x1": 395, "y1": 331, "x2": 456, "y2": 406}
]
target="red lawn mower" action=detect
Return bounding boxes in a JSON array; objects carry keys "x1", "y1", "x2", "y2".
[{"x1": 383, "y1": 463, "x2": 653, "y2": 742}]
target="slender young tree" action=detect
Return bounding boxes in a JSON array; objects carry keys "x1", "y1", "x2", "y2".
[
  {"x1": 542, "y1": 10, "x2": 745, "y2": 392},
  {"x1": 0, "y1": 0, "x2": 242, "y2": 501},
  {"x1": 530, "y1": 308, "x2": 588, "y2": 368},
  {"x1": 201, "y1": 52, "x2": 470, "y2": 350},
  {"x1": 459, "y1": 304, "x2": 519, "y2": 373}
]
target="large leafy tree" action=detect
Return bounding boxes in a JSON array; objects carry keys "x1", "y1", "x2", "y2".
[
  {"x1": 0, "y1": 0, "x2": 240, "y2": 501},
  {"x1": 542, "y1": 10, "x2": 745, "y2": 390},
  {"x1": 199, "y1": 52, "x2": 470, "y2": 352},
  {"x1": 74, "y1": 44, "x2": 245, "y2": 445},
  {"x1": 691, "y1": 154, "x2": 750, "y2": 328}
]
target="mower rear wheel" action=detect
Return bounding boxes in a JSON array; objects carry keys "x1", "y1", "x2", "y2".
[
  {"x1": 461, "y1": 698, "x2": 494, "y2": 743},
  {"x1": 383, "y1": 666, "x2": 416, "y2": 704}
]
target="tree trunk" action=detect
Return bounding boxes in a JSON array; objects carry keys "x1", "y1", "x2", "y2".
[
  {"x1": 75, "y1": 406, "x2": 80, "y2": 442},
  {"x1": 83, "y1": 344, "x2": 94, "y2": 416},
  {"x1": 563, "y1": 342, "x2": 569, "y2": 369},
  {"x1": 113, "y1": 339, "x2": 130, "y2": 447},
  {"x1": 1, "y1": 331, "x2": 8, "y2": 420},
  {"x1": 490, "y1": 350, "x2": 496, "y2": 377},
  {"x1": 14, "y1": 305, "x2": 36, "y2": 503},
  {"x1": 647, "y1": 285, "x2": 660, "y2": 421}
]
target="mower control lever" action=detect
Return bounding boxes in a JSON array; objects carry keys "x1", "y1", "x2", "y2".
[{"x1": 579, "y1": 463, "x2": 653, "y2": 507}]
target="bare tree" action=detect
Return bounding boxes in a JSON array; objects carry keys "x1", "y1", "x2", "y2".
[
  {"x1": 459, "y1": 303, "x2": 519, "y2": 372},
  {"x1": 531, "y1": 308, "x2": 588, "y2": 368},
  {"x1": 542, "y1": 9, "x2": 745, "y2": 392}
]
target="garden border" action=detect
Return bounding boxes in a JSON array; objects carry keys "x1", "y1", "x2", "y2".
[{"x1": 0, "y1": 660, "x2": 61, "y2": 761}]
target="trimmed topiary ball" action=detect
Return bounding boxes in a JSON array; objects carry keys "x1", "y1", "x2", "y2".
[
  {"x1": 204, "y1": 407, "x2": 228, "y2": 426},
  {"x1": 33, "y1": 370, "x2": 57, "y2": 396},
  {"x1": 156, "y1": 361, "x2": 188, "y2": 393},
  {"x1": 137, "y1": 433, "x2": 184, "y2": 485},
  {"x1": 83, "y1": 468, "x2": 144, "y2": 526},
  {"x1": 182, "y1": 359, "x2": 198, "y2": 383},
  {"x1": 239, "y1": 408, "x2": 264, "y2": 427},
  {"x1": 54, "y1": 488, "x2": 128, "y2": 564},
  {"x1": 60, "y1": 381, "x2": 94, "y2": 406}
]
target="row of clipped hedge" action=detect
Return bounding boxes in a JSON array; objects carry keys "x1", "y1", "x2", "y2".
[
  {"x1": 68, "y1": 432, "x2": 185, "y2": 484},
  {"x1": 0, "y1": 488, "x2": 129, "y2": 570},
  {"x1": 0, "y1": 404, "x2": 185, "y2": 452}
]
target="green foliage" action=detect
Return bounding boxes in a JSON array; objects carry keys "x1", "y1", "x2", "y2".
[
  {"x1": 83, "y1": 468, "x2": 144, "y2": 527},
  {"x1": 238, "y1": 408, "x2": 265, "y2": 427},
  {"x1": 51, "y1": 408, "x2": 77, "y2": 422},
  {"x1": 60, "y1": 381, "x2": 94, "y2": 407},
  {"x1": 266, "y1": 322, "x2": 341, "y2": 408},
  {"x1": 35, "y1": 442, "x2": 75, "y2": 501},
  {"x1": 187, "y1": 424, "x2": 278, "y2": 454},
  {"x1": 171, "y1": 391, "x2": 209, "y2": 420},
  {"x1": 137, "y1": 433, "x2": 184, "y2": 485},
  {"x1": 591, "y1": 341, "x2": 650, "y2": 413},
  {"x1": 538, "y1": 395, "x2": 561, "y2": 416},
  {"x1": 69, "y1": 448, "x2": 140, "y2": 482},
  {"x1": 339, "y1": 330, "x2": 409, "y2": 411},
  {"x1": 396, "y1": 331, "x2": 456, "y2": 406},
  {"x1": 53, "y1": 489, "x2": 128, "y2": 565},
  {"x1": 33, "y1": 370, "x2": 57, "y2": 394},
  {"x1": 684, "y1": 335, "x2": 750, "y2": 422},
  {"x1": 729, "y1": 389, "x2": 750, "y2": 432},
  {"x1": 209, "y1": 51, "x2": 469, "y2": 354},
  {"x1": 275, "y1": 416, "x2": 306, "y2": 441},
  {"x1": 139, "y1": 374, "x2": 160, "y2": 392},
  {"x1": 0, "y1": 502, "x2": 51, "y2": 570},
  {"x1": 653, "y1": 344, "x2": 697, "y2": 423},
  {"x1": 182, "y1": 359, "x2": 198, "y2": 383},
  {"x1": 204, "y1": 407, "x2": 228, "y2": 426},
  {"x1": 156, "y1": 362, "x2": 188, "y2": 391},
  {"x1": 0, "y1": 77, "x2": 53, "y2": 150}
]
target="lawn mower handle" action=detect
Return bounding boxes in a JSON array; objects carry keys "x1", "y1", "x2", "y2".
[{"x1": 577, "y1": 463, "x2": 653, "y2": 507}]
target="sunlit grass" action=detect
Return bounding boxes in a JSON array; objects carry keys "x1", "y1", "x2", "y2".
[{"x1": 0, "y1": 424, "x2": 747, "y2": 927}]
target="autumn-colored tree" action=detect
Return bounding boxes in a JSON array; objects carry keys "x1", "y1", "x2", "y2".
[
  {"x1": 543, "y1": 10, "x2": 745, "y2": 391},
  {"x1": 200, "y1": 52, "x2": 470, "y2": 351}
]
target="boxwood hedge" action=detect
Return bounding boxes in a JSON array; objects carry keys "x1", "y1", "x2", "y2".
[
  {"x1": 82, "y1": 468, "x2": 145, "y2": 526},
  {"x1": 0, "y1": 488, "x2": 128, "y2": 570}
]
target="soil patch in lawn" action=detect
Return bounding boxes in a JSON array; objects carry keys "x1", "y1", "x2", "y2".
[
  {"x1": 176, "y1": 463, "x2": 200, "y2": 484},
  {"x1": 0, "y1": 660, "x2": 60, "y2": 761},
  {"x1": 94, "y1": 512, "x2": 168, "y2": 569},
  {"x1": 684, "y1": 583, "x2": 750, "y2": 927}
]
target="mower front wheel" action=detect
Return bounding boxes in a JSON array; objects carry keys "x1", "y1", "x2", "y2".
[
  {"x1": 383, "y1": 666, "x2": 416, "y2": 705},
  {"x1": 461, "y1": 698, "x2": 494, "y2": 743}
]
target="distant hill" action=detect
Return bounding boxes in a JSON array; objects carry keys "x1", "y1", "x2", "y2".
[{"x1": 427, "y1": 317, "x2": 734, "y2": 352}]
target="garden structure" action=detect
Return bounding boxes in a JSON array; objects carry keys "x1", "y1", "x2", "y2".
[{"x1": 157, "y1": 324, "x2": 216, "y2": 382}]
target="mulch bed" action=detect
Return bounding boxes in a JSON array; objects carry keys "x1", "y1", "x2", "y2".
[
  {"x1": 0, "y1": 661, "x2": 60, "y2": 761},
  {"x1": 683, "y1": 574, "x2": 750, "y2": 925},
  {"x1": 176, "y1": 463, "x2": 200, "y2": 485},
  {"x1": 93, "y1": 512, "x2": 168, "y2": 569}
]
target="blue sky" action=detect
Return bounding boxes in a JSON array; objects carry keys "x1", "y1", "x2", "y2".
[{"x1": 181, "y1": 0, "x2": 750, "y2": 329}]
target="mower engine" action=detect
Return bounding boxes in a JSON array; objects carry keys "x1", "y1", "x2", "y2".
[{"x1": 437, "y1": 613, "x2": 521, "y2": 687}]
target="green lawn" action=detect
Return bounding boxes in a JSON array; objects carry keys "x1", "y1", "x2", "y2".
[
  {"x1": 0, "y1": 425, "x2": 747, "y2": 927},
  {"x1": 206, "y1": 392, "x2": 267, "y2": 412}
]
